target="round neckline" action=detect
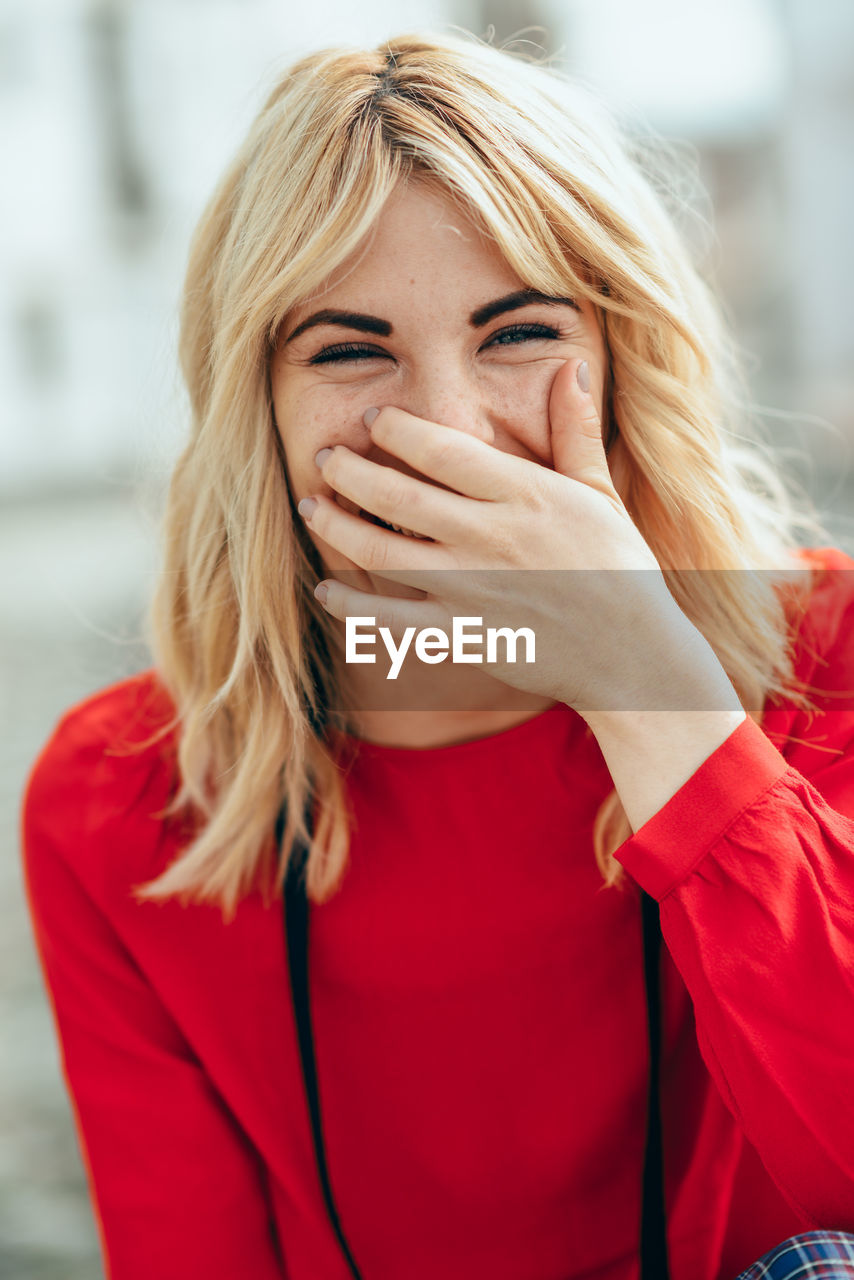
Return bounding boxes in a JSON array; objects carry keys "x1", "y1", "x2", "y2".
[{"x1": 332, "y1": 700, "x2": 579, "y2": 763}]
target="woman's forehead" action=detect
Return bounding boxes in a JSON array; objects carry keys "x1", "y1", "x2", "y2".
[{"x1": 286, "y1": 185, "x2": 524, "y2": 314}]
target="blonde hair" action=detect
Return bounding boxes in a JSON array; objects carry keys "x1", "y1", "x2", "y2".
[{"x1": 140, "y1": 30, "x2": 827, "y2": 919}]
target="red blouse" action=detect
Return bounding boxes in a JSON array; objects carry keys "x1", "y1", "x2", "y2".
[{"x1": 21, "y1": 547, "x2": 854, "y2": 1280}]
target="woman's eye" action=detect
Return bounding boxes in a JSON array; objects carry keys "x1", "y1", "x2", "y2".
[
  {"x1": 307, "y1": 322, "x2": 562, "y2": 364},
  {"x1": 309, "y1": 343, "x2": 391, "y2": 365},
  {"x1": 485, "y1": 322, "x2": 562, "y2": 348}
]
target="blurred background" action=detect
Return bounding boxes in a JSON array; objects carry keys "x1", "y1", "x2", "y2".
[{"x1": 2, "y1": 0, "x2": 853, "y2": 1275}]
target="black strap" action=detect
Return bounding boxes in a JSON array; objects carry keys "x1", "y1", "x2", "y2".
[
  {"x1": 640, "y1": 890, "x2": 670, "y2": 1279},
  {"x1": 281, "y1": 805, "x2": 668, "y2": 1278},
  {"x1": 282, "y1": 821, "x2": 364, "y2": 1280}
]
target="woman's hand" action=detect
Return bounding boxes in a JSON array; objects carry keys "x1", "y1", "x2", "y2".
[{"x1": 300, "y1": 358, "x2": 710, "y2": 713}]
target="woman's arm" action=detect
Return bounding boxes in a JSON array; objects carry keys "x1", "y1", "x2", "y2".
[
  {"x1": 21, "y1": 725, "x2": 286, "y2": 1280},
  {"x1": 582, "y1": 620, "x2": 748, "y2": 832},
  {"x1": 614, "y1": 577, "x2": 854, "y2": 1227}
]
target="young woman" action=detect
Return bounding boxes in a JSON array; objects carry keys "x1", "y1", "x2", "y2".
[{"x1": 22, "y1": 31, "x2": 854, "y2": 1280}]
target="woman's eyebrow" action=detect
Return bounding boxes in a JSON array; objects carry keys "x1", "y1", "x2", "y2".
[
  {"x1": 284, "y1": 310, "x2": 393, "y2": 344},
  {"x1": 470, "y1": 290, "x2": 579, "y2": 327},
  {"x1": 283, "y1": 290, "x2": 578, "y2": 345}
]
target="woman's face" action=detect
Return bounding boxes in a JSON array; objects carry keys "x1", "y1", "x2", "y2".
[{"x1": 270, "y1": 182, "x2": 608, "y2": 573}]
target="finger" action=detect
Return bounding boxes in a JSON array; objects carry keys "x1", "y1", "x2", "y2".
[
  {"x1": 299, "y1": 493, "x2": 447, "y2": 591},
  {"x1": 315, "y1": 577, "x2": 449, "y2": 640},
  {"x1": 548, "y1": 358, "x2": 618, "y2": 497},
  {"x1": 367, "y1": 406, "x2": 521, "y2": 502},
  {"x1": 316, "y1": 446, "x2": 472, "y2": 543}
]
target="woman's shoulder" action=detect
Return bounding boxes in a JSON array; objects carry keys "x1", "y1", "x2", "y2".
[
  {"x1": 772, "y1": 545, "x2": 854, "y2": 721},
  {"x1": 786, "y1": 545, "x2": 854, "y2": 656},
  {"x1": 26, "y1": 668, "x2": 178, "y2": 794},
  {"x1": 21, "y1": 670, "x2": 181, "y2": 893}
]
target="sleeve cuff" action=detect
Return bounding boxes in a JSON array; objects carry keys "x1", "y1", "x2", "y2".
[{"x1": 614, "y1": 715, "x2": 789, "y2": 900}]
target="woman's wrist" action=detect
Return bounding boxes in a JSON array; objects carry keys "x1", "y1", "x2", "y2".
[{"x1": 579, "y1": 620, "x2": 746, "y2": 833}]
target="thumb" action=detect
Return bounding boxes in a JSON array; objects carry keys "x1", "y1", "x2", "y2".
[{"x1": 549, "y1": 358, "x2": 614, "y2": 493}]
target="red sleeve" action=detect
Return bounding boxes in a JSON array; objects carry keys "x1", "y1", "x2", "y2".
[
  {"x1": 20, "y1": 691, "x2": 286, "y2": 1280},
  {"x1": 615, "y1": 552, "x2": 854, "y2": 1228}
]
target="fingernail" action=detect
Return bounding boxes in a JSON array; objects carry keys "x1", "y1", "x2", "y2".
[
  {"x1": 314, "y1": 448, "x2": 333, "y2": 468},
  {"x1": 297, "y1": 497, "x2": 318, "y2": 520},
  {"x1": 363, "y1": 406, "x2": 380, "y2": 426},
  {"x1": 577, "y1": 361, "x2": 590, "y2": 394},
  {"x1": 314, "y1": 581, "x2": 329, "y2": 605}
]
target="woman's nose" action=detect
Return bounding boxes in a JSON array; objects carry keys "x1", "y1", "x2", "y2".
[{"x1": 406, "y1": 375, "x2": 496, "y2": 446}]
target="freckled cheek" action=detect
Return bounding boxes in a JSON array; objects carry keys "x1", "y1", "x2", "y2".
[
  {"x1": 488, "y1": 366, "x2": 557, "y2": 460},
  {"x1": 273, "y1": 386, "x2": 372, "y2": 496}
]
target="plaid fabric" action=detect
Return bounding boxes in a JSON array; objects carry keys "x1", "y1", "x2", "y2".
[{"x1": 735, "y1": 1232, "x2": 854, "y2": 1280}]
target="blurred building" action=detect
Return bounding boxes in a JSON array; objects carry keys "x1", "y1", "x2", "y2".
[
  {"x1": 0, "y1": 0, "x2": 480, "y2": 494},
  {"x1": 2, "y1": 0, "x2": 853, "y2": 496}
]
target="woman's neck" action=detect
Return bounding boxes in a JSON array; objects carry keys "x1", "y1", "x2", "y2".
[
  {"x1": 335, "y1": 651, "x2": 557, "y2": 748},
  {"x1": 345, "y1": 695, "x2": 557, "y2": 749}
]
